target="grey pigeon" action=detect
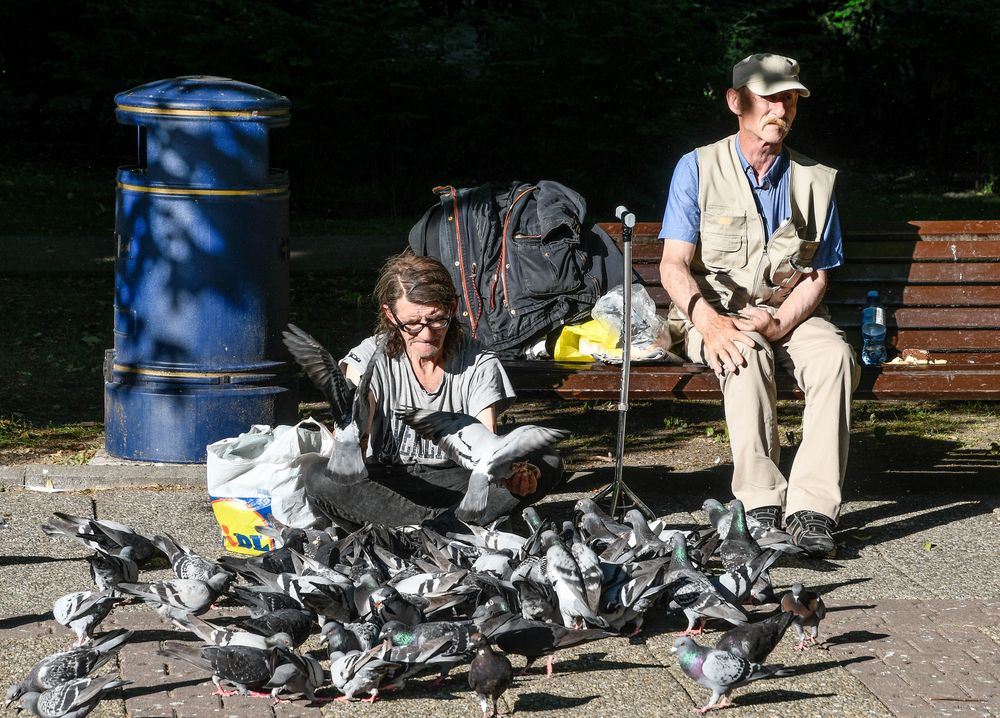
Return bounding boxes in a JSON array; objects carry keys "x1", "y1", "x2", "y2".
[
  {"x1": 157, "y1": 640, "x2": 285, "y2": 697},
  {"x1": 240, "y1": 608, "x2": 314, "y2": 648},
  {"x1": 542, "y1": 530, "x2": 605, "y2": 629},
  {"x1": 379, "y1": 620, "x2": 476, "y2": 685},
  {"x1": 703, "y1": 498, "x2": 799, "y2": 553},
  {"x1": 573, "y1": 498, "x2": 630, "y2": 537},
  {"x1": 468, "y1": 632, "x2": 513, "y2": 718},
  {"x1": 5, "y1": 629, "x2": 132, "y2": 707},
  {"x1": 218, "y1": 526, "x2": 308, "y2": 578},
  {"x1": 16, "y1": 673, "x2": 130, "y2": 718},
  {"x1": 715, "y1": 611, "x2": 796, "y2": 663},
  {"x1": 319, "y1": 620, "x2": 381, "y2": 654},
  {"x1": 230, "y1": 584, "x2": 302, "y2": 617},
  {"x1": 780, "y1": 583, "x2": 826, "y2": 650},
  {"x1": 85, "y1": 546, "x2": 138, "y2": 597},
  {"x1": 172, "y1": 615, "x2": 294, "y2": 650},
  {"x1": 52, "y1": 591, "x2": 116, "y2": 646},
  {"x1": 263, "y1": 649, "x2": 326, "y2": 703},
  {"x1": 368, "y1": 586, "x2": 426, "y2": 627},
  {"x1": 475, "y1": 609, "x2": 615, "y2": 676},
  {"x1": 328, "y1": 641, "x2": 399, "y2": 702},
  {"x1": 510, "y1": 554, "x2": 559, "y2": 624},
  {"x1": 718, "y1": 500, "x2": 763, "y2": 571},
  {"x1": 709, "y1": 548, "x2": 781, "y2": 606},
  {"x1": 149, "y1": 533, "x2": 233, "y2": 582},
  {"x1": 284, "y1": 326, "x2": 384, "y2": 524},
  {"x1": 116, "y1": 573, "x2": 232, "y2": 622},
  {"x1": 664, "y1": 535, "x2": 747, "y2": 635},
  {"x1": 41, "y1": 512, "x2": 158, "y2": 565},
  {"x1": 671, "y1": 636, "x2": 792, "y2": 713},
  {"x1": 398, "y1": 407, "x2": 569, "y2": 524}
]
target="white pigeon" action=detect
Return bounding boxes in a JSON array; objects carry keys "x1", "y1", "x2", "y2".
[{"x1": 398, "y1": 407, "x2": 569, "y2": 524}]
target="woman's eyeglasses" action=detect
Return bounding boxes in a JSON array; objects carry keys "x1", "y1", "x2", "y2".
[{"x1": 389, "y1": 308, "x2": 452, "y2": 335}]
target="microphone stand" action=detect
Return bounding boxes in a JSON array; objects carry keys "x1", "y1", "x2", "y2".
[{"x1": 592, "y1": 206, "x2": 654, "y2": 521}]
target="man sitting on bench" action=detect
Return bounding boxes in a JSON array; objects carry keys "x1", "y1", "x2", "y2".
[{"x1": 657, "y1": 53, "x2": 860, "y2": 557}]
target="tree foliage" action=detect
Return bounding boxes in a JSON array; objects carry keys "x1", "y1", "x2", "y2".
[{"x1": 1, "y1": 0, "x2": 996, "y2": 217}]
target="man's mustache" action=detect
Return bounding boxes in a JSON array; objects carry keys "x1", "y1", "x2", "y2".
[{"x1": 764, "y1": 117, "x2": 790, "y2": 131}]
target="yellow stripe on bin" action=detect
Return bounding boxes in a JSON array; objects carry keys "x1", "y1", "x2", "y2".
[
  {"x1": 117, "y1": 182, "x2": 286, "y2": 197},
  {"x1": 113, "y1": 364, "x2": 262, "y2": 379},
  {"x1": 116, "y1": 104, "x2": 289, "y2": 119}
]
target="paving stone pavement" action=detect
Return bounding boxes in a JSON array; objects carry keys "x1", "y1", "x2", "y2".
[{"x1": 1, "y1": 477, "x2": 998, "y2": 718}]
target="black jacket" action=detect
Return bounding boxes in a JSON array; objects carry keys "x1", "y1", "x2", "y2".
[{"x1": 409, "y1": 180, "x2": 626, "y2": 358}]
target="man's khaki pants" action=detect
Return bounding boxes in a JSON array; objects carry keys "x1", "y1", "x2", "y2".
[{"x1": 684, "y1": 315, "x2": 860, "y2": 522}]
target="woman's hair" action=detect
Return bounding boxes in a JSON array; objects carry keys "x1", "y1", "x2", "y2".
[{"x1": 373, "y1": 249, "x2": 464, "y2": 357}]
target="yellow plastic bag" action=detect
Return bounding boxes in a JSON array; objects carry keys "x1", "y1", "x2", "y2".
[{"x1": 552, "y1": 319, "x2": 621, "y2": 362}]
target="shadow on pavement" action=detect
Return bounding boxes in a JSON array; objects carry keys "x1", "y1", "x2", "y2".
[
  {"x1": 824, "y1": 630, "x2": 890, "y2": 647},
  {"x1": 513, "y1": 691, "x2": 601, "y2": 711}
]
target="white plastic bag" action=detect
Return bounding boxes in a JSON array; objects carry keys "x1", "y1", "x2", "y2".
[
  {"x1": 591, "y1": 284, "x2": 684, "y2": 363},
  {"x1": 206, "y1": 418, "x2": 334, "y2": 553}
]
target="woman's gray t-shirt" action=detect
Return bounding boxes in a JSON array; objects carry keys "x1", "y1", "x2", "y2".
[{"x1": 341, "y1": 335, "x2": 516, "y2": 467}]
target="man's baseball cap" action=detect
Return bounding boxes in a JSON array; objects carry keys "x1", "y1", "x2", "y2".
[{"x1": 732, "y1": 53, "x2": 810, "y2": 97}]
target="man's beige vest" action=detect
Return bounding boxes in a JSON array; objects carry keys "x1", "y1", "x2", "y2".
[{"x1": 684, "y1": 134, "x2": 836, "y2": 315}]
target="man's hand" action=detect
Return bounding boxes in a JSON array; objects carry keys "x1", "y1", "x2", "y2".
[
  {"x1": 699, "y1": 312, "x2": 760, "y2": 377},
  {"x1": 502, "y1": 462, "x2": 540, "y2": 497},
  {"x1": 733, "y1": 306, "x2": 784, "y2": 342}
]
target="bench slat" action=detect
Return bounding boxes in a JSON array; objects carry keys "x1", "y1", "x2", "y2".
[
  {"x1": 505, "y1": 359, "x2": 1000, "y2": 401},
  {"x1": 824, "y1": 285, "x2": 1000, "y2": 307},
  {"x1": 830, "y1": 306, "x2": 1000, "y2": 328}
]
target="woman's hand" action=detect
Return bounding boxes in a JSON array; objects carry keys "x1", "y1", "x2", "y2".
[{"x1": 503, "y1": 462, "x2": 540, "y2": 496}]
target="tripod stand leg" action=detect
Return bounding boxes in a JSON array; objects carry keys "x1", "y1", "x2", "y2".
[{"x1": 592, "y1": 473, "x2": 656, "y2": 521}]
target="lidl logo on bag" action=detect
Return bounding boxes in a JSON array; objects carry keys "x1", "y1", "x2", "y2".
[{"x1": 210, "y1": 496, "x2": 275, "y2": 555}]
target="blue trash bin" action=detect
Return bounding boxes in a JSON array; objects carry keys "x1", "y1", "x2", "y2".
[{"x1": 105, "y1": 76, "x2": 298, "y2": 463}]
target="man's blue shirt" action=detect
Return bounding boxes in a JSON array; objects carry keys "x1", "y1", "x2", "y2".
[{"x1": 658, "y1": 140, "x2": 843, "y2": 271}]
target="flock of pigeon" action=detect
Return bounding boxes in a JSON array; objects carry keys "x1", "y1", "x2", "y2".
[
  {"x1": 6, "y1": 325, "x2": 828, "y2": 716},
  {"x1": 8, "y1": 496, "x2": 827, "y2": 716}
]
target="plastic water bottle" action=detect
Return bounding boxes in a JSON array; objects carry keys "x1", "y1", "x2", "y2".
[{"x1": 860, "y1": 290, "x2": 886, "y2": 366}]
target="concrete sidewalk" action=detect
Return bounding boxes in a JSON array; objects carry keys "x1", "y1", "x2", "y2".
[{"x1": 1, "y1": 466, "x2": 998, "y2": 718}]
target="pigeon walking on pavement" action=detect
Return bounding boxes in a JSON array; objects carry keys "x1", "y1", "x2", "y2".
[
  {"x1": 5, "y1": 629, "x2": 133, "y2": 707},
  {"x1": 149, "y1": 533, "x2": 233, "y2": 583},
  {"x1": 715, "y1": 611, "x2": 796, "y2": 663},
  {"x1": 780, "y1": 583, "x2": 827, "y2": 650},
  {"x1": 85, "y1": 546, "x2": 138, "y2": 597},
  {"x1": 157, "y1": 640, "x2": 288, "y2": 697},
  {"x1": 398, "y1": 407, "x2": 569, "y2": 525},
  {"x1": 328, "y1": 641, "x2": 399, "y2": 702},
  {"x1": 41, "y1": 512, "x2": 159, "y2": 565},
  {"x1": 52, "y1": 591, "x2": 116, "y2": 646},
  {"x1": 671, "y1": 636, "x2": 793, "y2": 713},
  {"x1": 16, "y1": 673, "x2": 131, "y2": 718},
  {"x1": 116, "y1": 573, "x2": 232, "y2": 622},
  {"x1": 468, "y1": 632, "x2": 513, "y2": 718}
]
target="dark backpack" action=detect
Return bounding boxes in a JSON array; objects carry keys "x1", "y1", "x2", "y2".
[{"x1": 408, "y1": 180, "x2": 626, "y2": 358}]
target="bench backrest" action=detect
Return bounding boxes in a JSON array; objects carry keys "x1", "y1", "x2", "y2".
[{"x1": 597, "y1": 220, "x2": 1000, "y2": 364}]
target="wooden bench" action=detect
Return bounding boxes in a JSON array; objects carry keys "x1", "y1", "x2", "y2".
[{"x1": 503, "y1": 220, "x2": 1000, "y2": 401}]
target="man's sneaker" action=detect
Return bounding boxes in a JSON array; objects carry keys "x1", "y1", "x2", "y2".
[
  {"x1": 785, "y1": 510, "x2": 837, "y2": 558},
  {"x1": 746, "y1": 505, "x2": 782, "y2": 530}
]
